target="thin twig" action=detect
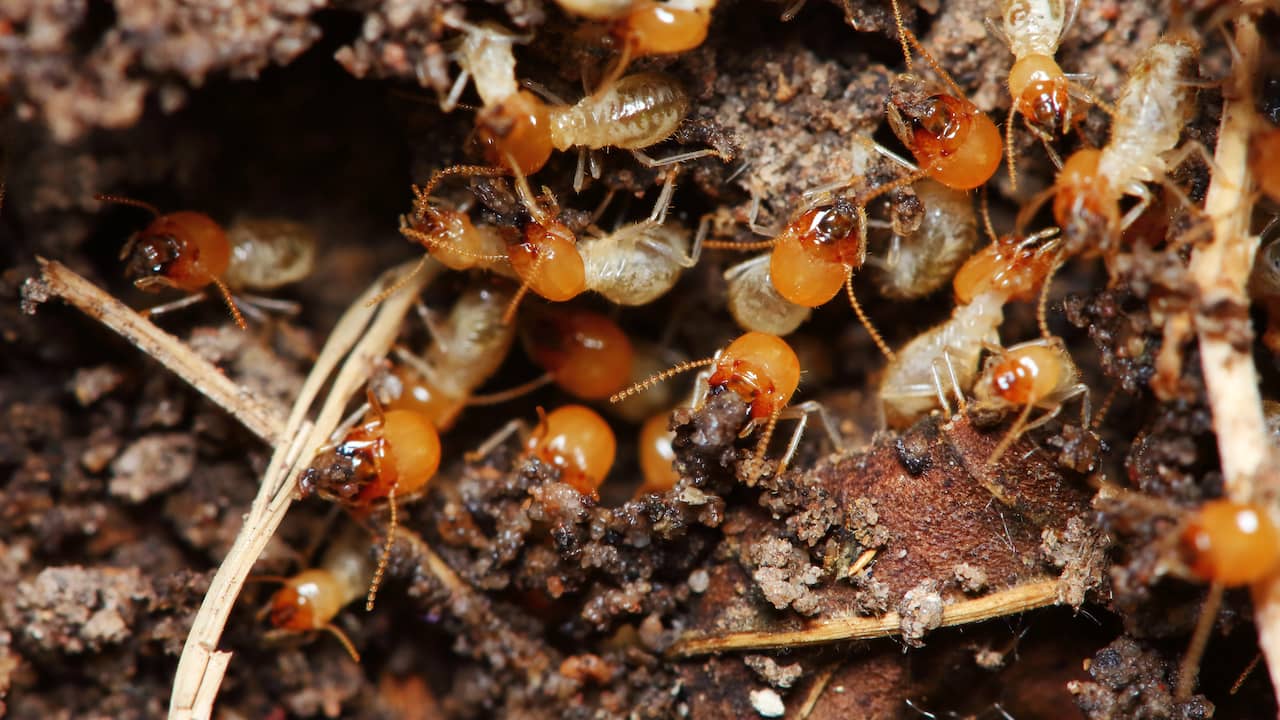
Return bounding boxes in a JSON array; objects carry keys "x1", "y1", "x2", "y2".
[
  {"x1": 27, "y1": 259, "x2": 286, "y2": 443},
  {"x1": 666, "y1": 578, "x2": 1058, "y2": 657},
  {"x1": 167, "y1": 260, "x2": 441, "y2": 720},
  {"x1": 1185, "y1": 5, "x2": 1280, "y2": 702}
]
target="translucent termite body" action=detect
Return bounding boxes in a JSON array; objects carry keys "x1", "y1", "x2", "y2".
[
  {"x1": 874, "y1": 179, "x2": 978, "y2": 299},
  {"x1": 879, "y1": 231, "x2": 1060, "y2": 428},
  {"x1": 1027, "y1": 39, "x2": 1200, "y2": 254},
  {"x1": 444, "y1": 20, "x2": 523, "y2": 110},
  {"x1": 223, "y1": 218, "x2": 318, "y2": 290},
  {"x1": 476, "y1": 72, "x2": 710, "y2": 175},
  {"x1": 724, "y1": 253, "x2": 812, "y2": 336},
  {"x1": 387, "y1": 283, "x2": 517, "y2": 431}
]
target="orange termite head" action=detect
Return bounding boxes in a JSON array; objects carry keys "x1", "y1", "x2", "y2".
[
  {"x1": 1008, "y1": 54, "x2": 1072, "y2": 135},
  {"x1": 299, "y1": 408, "x2": 441, "y2": 506},
  {"x1": 508, "y1": 217, "x2": 587, "y2": 303},
  {"x1": 973, "y1": 341, "x2": 1068, "y2": 408},
  {"x1": 952, "y1": 231, "x2": 1060, "y2": 304},
  {"x1": 474, "y1": 90, "x2": 554, "y2": 176},
  {"x1": 120, "y1": 211, "x2": 231, "y2": 294},
  {"x1": 1180, "y1": 499, "x2": 1280, "y2": 587},
  {"x1": 708, "y1": 332, "x2": 801, "y2": 420},
  {"x1": 525, "y1": 404, "x2": 617, "y2": 495},
  {"x1": 268, "y1": 569, "x2": 343, "y2": 632},
  {"x1": 615, "y1": 0, "x2": 711, "y2": 56},
  {"x1": 769, "y1": 198, "x2": 864, "y2": 307},
  {"x1": 523, "y1": 305, "x2": 634, "y2": 399},
  {"x1": 1052, "y1": 148, "x2": 1118, "y2": 253},
  {"x1": 887, "y1": 76, "x2": 1002, "y2": 190}
]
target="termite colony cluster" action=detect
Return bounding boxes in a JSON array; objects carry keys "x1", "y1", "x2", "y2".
[{"x1": 4, "y1": 0, "x2": 1280, "y2": 716}]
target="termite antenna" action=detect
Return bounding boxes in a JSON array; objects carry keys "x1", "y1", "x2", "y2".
[
  {"x1": 399, "y1": 224, "x2": 509, "y2": 263},
  {"x1": 1006, "y1": 105, "x2": 1021, "y2": 191},
  {"x1": 845, "y1": 269, "x2": 896, "y2": 361},
  {"x1": 1091, "y1": 382, "x2": 1120, "y2": 428},
  {"x1": 503, "y1": 252, "x2": 546, "y2": 325},
  {"x1": 323, "y1": 622, "x2": 362, "y2": 663},
  {"x1": 466, "y1": 373, "x2": 554, "y2": 405},
  {"x1": 610, "y1": 357, "x2": 717, "y2": 403},
  {"x1": 701, "y1": 238, "x2": 777, "y2": 251},
  {"x1": 211, "y1": 277, "x2": 248, "y2": 330},
  {"x1": 980, "y1": 186, "x2": 998, "y2": 243},
  {"x1": 1036, "y1": 248, "x2": 1067, "y2": 339},
  {"x1": 889, "y1": 0, "x2": 914, "y2": 72},
  {"x1": 900, "y1": 24, "x2": 968, "y2": 101},
  {"x1": 986, "y1": 400, "x2": 1035, "y2": 467},
  {"x1": 365, "y1": 485, "x2": 396, "y2": 612},
  {"x1": 423, "y1": 164, "x2": 511, "y2": 197},
  {"x1": 508, "y1": 153, "x2": 552, "y2": 226},
  {"x1": 1013, "y1": 185, "x2": 1057, "y2": 233},
  {"x1": 94, "y1": 193, "x2": 161, "y2": 218},
  {"x1": 1176, "y1": 581, "x2": 1225, "y2": 700},
  {"x1": 365, "y1": 254, "x2": 442, "y2": 308},
  {"x1": 749, "y1": 409, "x2": 783, "y2": 476}
]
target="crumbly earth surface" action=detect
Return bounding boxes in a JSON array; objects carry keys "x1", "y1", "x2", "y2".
[{"x1": 2, "y1": 0, "x2": 1277, "y2": 718}]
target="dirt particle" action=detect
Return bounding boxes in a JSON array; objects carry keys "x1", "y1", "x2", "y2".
[
  {"x1": 744, "y1": 655, "x2": 803, "y2": 689},
  {"x1": 953, "y1": 563, "x2": 988, "y2": 594},
  {"x1": 898, "y1": 580, "x2": 944, "y2": 647},
  {"x1": 108, "y1": 433, "x2": 196, "y2": 503},
  {"x1": 749, "y1": 687, "x2": 786, "y2": 718}
]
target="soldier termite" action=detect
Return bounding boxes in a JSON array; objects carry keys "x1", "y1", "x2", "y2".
[
  {"x1": 611, "y1": 332, "x2": 835, "y2": 477},
  {"x1": 298, "y1": 397, "x2": 442, "y2": 611},
  {"x1": 99, "y1": 194, "x2": 317, "y2": 329}
]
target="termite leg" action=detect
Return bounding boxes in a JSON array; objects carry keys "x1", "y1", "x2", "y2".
[
  {"x1": 467, "y1": 418, "x2": 529, "y2": 462},
  {"x1": 776, "y1": 399, "x2": 843, "y2": 475},
  {"x1": 140, "y1": 291, "x2": 211, "y2": 320},
  {"x1": 630, "y1": 147, "x2": 727, "y2": 168}
]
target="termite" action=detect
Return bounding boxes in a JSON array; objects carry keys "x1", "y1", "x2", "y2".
[
  {"x1": 474, "y1": 71, "x2": 722, "y2": 180},
  {"x1": 298, "y1": 398, "x2": 441, "y2": 611},
  {"x1": 99, "y1": 194, "x2": 317, "y2": 329},
  {"x1": 879, "y1": 228, "x2": 1062, "y2": 428},
  {"x1": 1248, "y1": 229, "x2": 1280, "y2": 354},
  {"x1": 382, "y1": 282, "x2": 517, "y2": 431},
  {"x1": 576, "y1": 173, "x2": 704, "y2": 306},
  {"x1": 1017, "y1": 38, "x2": 1203, "y2": 257},
  {"x1": 398, "y1": 165, "x2": 516, "y2": 275},
  {"x1": 1176, "y1": 499, "x2": 1280, "y2": 698},
  {"x1": 705, "y1": 194, "x2": 894, "y2": 359},
  {"x1": 519, "y1": 304, "x2": 635, "y2": 400},
  {"x1": 857, "y1": 0, "x2": 1002, "y2": 205},
  {"x1": 559, "y1": 0, "x2": 716, "y2": 83},
  {"x1": 500, "y1": 164, "x2": 697, "y2": 320},
  {"x1": 871, "y1": 179, "x2": 979, "y2": 299},
  {"x1": 261, "y1": 525, "x2": 374, "y2": 662},
  {"x1": 524, "y1": 404, "x2": 618, "y2": 495},
  {"x1": 611, "y1": 332, "x2": 834, "y2": 476},
  {"x1": 440, "y1": 19, "x2": 525, "y2": 112},
  {"x1": 723, "y1": 253, "x2": 812, "y2": 336},
  {"x1": 995, "y1": 0, "x2": 1094, "y2": 188},
  {"x1": 971, "y1": 335, "x2": 1089, "y2": 466}
]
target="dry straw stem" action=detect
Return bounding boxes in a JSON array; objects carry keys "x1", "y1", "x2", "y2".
[
  {"x1": 133, "y1": 259, "x2": 443, "y2": 720},
  {"x1": 1188, "y1": 5, "x2": 1280, "y2": 700},
  {"x1": 666, "y1": 577, "x2": 1059, "y2": 657},
  {"x1": 29, "y1": 259, "x2": 287, "y2": 443}
]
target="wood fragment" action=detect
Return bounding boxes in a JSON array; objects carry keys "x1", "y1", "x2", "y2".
[
  {"x1": 1185, "y1": 4, "x2": 1280, "y2": 702},
  {"x1": 167, "y1": 260, "x2": 441, "y2": 720},
  {"x1": 666, "y1": 578, "x2": 1059, "y2": 657},
  {"x1": 29, "y1": 259, "x2": 286, "y2": 444}
]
